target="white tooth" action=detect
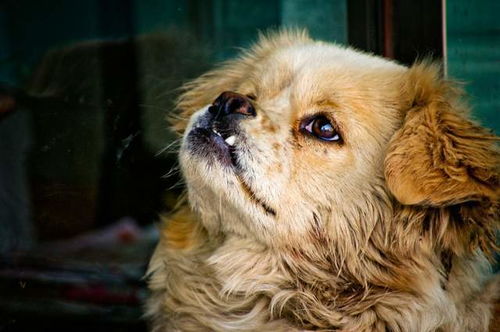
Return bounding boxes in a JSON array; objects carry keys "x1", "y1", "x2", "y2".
[
  {"x1": 225, "y1": 135, "x2": 236, "y2": 146},
  {"x1": 212, "y1": 129, "x2": 221, "y2": 136}
]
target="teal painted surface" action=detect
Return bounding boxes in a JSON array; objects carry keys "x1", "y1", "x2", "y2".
[
  {"x1": 0, "y1": 0, "x2": 347, "y2": 83},
  {"x1": 209, "y1": 0, "x2": 282, "y2": 60},
  {"x1": 1, "y1": 0, "x2": 102, "y2": 84},
  {"x1": 208, "y1": 0, "x2": 346, "y2": 60},
  {"x1": 133, "y1": 0, "x2": 189, "y2": 33},
  {"x1": 447, "y1": 1, "x2": 500, "y2": 133},
  {"x1": 0, "y1": 0, "x2": 191, "y2": 85},
  {"x1": 282, "y1": 0, "x2": 346, "y2": 43}
]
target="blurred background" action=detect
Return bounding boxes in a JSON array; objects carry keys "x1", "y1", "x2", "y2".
[{"x1": 0, "y1": 0, "x2": 498, "y2": 331}]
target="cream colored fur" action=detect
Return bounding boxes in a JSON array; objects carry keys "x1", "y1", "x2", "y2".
[{"x1": 147, "y1": 30, "x2": 499, "y2": 332}]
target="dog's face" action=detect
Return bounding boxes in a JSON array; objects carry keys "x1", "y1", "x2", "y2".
[
  {"x1": 176, "y1": 31, "x2": 498, "y2": 249},
  {"x1": 178, "y1": 33, "x2": 405, "y2": 245}
]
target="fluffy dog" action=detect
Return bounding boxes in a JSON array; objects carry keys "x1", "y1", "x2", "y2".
[{"x1": 147, "y1": 30, "x2": 499, "y2": 331}]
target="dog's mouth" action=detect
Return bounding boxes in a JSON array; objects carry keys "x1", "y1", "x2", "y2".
[
  {"x1": 211, "y1": 127, "x2": 239, "y2": 166},
  {"x1": 187, "y1": 125, "x2": 239, "y2": 168}
]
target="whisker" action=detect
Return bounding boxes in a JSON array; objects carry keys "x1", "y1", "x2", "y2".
[
  {"x1": 168, "y1": 178, "x2": 186, "y2": 190},
  {"x1": 155, "y1": 138, "x2": 181, "y2": 156},
  {"x1": 161, "y1": 164, "x2": 180, "y2": 179}
]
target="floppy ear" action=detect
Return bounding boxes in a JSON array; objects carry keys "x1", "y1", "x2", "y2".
[
  {"x1": 384, "y1": 62, "x2": 499, "y2": 207},
  {"x1": 170, "y1": 29, "x2": 311, "y2": 133}
]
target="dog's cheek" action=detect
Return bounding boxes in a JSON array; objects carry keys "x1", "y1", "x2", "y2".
[{"x1": 239, "y1": 123, "x2": 292, "y2": 200}]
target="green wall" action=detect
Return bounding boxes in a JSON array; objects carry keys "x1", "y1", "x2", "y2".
[
  {"x1": 0, "y1": 0, "x2": 347, "y2": 84},
  {"x1": 447, "y1": 1, "x2": 500, "y2": 133}
]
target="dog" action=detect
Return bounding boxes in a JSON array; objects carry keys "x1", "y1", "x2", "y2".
[{"x1": 146, "y1": 30, "x2": 499, "y2": 331}]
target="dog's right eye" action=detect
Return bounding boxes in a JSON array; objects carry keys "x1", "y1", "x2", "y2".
[{"x1": 301, "y1": 116, "x2": 341, "y2": 142}]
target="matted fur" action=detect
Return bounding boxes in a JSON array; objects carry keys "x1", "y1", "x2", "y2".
[{"x1": 147, "y1": 30, "x2": 499, "y2": 332}]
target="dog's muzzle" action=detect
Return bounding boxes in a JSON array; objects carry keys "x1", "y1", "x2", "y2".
[{"x1": 185, "y1": 91, "x2": 255, "y2": 167}]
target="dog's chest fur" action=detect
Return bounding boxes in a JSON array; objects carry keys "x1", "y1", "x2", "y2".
[{"x1": 147, "y1": 223, "x2": 494, "y2": 332}]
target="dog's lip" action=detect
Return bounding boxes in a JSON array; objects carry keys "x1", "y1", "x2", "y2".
[
  {"x1": 212, "y1": 128, "x2": 237, "y2": 147},
  {"x1": 190, "y1": 126, "x2": 239, "y2": 167}
]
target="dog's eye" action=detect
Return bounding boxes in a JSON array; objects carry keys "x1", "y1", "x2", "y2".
[{"x1": 303, "y1": 116, "x2": 340, "y2": 142}]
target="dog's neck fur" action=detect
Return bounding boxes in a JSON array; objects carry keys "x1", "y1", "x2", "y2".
[{"x1": 147, "y1": 203, "x2": 497, "y2": 332}]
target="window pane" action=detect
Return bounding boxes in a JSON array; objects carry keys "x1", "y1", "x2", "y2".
[{"x1": 0, "y1": 1, "x2": 347, "y2": 330}]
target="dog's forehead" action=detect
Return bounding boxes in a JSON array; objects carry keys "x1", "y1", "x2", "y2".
[
  {"x1": 251, "y1": 44, "x2": 406, "y2": 124},
  {"x1": 256, "y1": 44, "x2": 402, "y2": 90}
]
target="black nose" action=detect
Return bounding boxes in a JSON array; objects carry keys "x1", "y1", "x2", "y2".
[{"x1": 208, "y1": 91, "x2": 256, "y2": 120}]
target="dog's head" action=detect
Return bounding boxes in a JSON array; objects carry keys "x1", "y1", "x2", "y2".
[{"x1": 175, "y1": 30, "x2": 498, "y2": 252}]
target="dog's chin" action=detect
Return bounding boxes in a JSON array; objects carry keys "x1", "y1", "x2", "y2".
[
  {"x1": 178, "y1": 105, "x2": 281, "y2": 228},
  {"x1": 180, "y1": 113, "x2": 247, "y2": 208},
  {"x1": 181, "y1": 121, "x2": 278, "y2": 221}
]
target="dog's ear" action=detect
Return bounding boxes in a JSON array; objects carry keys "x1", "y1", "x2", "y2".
[
  {"x1": 170, "y1": 29, "x2": 310, "y2": 133},
  {"x1": 385, "y1": 62, "x2": 499, "y2": 207}
]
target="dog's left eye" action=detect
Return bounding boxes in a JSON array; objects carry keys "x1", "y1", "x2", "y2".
[{"x1": 302, "y1": 116, "x2": 340, "y2": 142}]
